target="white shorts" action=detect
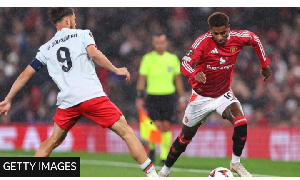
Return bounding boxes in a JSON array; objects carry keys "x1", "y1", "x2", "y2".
[{"x1": 182, "y1": 90, "x2": 241, "y2": 127}]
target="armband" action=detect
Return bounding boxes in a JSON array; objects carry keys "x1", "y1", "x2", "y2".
[
  {"x1": 137, "y1": 90, "x2": 146, "y2": 99},
  {"x1": 29, "y1": 59, "x2": 43, "y2": 72}
]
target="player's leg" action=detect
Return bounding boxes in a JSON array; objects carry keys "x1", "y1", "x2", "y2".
[
  {"x1": 34, "y1": 106, "x2": 81, "y2": 157},
  {"x1": 82, "y1": 97, "x2": 158, "y2": 177},
  {"x1": 222, "y1": 102, "x2": 251, "y2": 177},
  {"x1": 34, "y1": 122, "x2": 68, "y2": 157},
  {"x1": 109, "y1": 116, "x2": 158, "y2": 177},
  {"x1": 217, "y1": 91, "x2": 251, "y2": 177},
  {"x1": 159, "y1": 123, "x2": 199, "y2": 176},
  {"x1": 160, "y1": 92, "x2": 213, "y2": 177}
]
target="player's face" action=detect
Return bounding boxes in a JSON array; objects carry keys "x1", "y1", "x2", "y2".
[
  {"x1": 69, "y1": 13, "x2": 76, "y2": 29},
  {"x1": 152, "y1": 35, "x2": 168, "y2": 53},
  {"x1": 211, "y1": 26, "x2": 230, "y2": 46}
]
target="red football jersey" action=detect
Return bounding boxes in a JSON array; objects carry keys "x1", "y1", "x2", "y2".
[{"x1": 181, "y1": 30, "x2": 270, "y2": 98}]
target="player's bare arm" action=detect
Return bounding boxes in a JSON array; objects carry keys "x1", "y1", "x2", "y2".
[
  {"x1": 87, "y1": 45, "x2": 130, "y2": 81},
  {"x1": 195, "y1": 71, "x2": 206, "y2": 84},
  {"x1": 261, "y1": 66, "x2": 272, "y2": 81},
  {"x1": 0, "y1": 65, "x2": 36, "y2": 117}
]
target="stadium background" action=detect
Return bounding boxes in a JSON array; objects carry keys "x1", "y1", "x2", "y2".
[{"x1": 0, "y1": 7, "x2": 299, "y2": 176}]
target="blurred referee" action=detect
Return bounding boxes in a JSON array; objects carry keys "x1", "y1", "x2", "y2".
[{"x1": 136, "y1": 33, "x2": 185, "y2": 165}]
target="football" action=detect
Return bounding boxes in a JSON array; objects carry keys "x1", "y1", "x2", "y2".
[{"x1": 209, "y1": 167, "x2": 233, "y2": 177}]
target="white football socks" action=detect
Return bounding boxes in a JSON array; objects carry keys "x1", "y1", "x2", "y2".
[
  {"x1": 232, "y1": 153, "x2": 241, "y2": 163},
  {"x1": 140, "y1": 158, "x2": 158, "y2": 177},
  {"x1": 160, "y1": 165, "x2": 171, "y2": 176}
]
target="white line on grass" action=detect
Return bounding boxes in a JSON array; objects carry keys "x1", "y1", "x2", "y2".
[{"x1": 0, "y1": 152, "x2": 277, "y2": 177}]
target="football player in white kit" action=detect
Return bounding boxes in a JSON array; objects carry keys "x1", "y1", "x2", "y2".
[{"x1": 0, "y1": 8, "x2": 158, "y2": 177}]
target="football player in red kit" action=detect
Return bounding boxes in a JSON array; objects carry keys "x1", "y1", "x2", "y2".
[{"x1": 160, "y1": 12, "x2": 271, "y2": 177}]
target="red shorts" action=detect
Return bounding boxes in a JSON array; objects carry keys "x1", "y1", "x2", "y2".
[{"x1": 53, "y1": 96, "x2": 122, "y2": 130}]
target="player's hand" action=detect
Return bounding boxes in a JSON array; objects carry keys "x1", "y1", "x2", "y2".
[
  {"x1": 0, "y1": 98, "x2": 12, "y2": 117},
  {"x1": 136, "y1": 98, "x2": 145, "y2": 110},
  {"x1": 195, "y1": 71, "x2": 206, "y2": 84},
  {"x1": 261, "y1": 66, "x2": 271, "y2": 81},
  {"x1": 116, "y1": 67, "x2": 131, "y2": 81}
]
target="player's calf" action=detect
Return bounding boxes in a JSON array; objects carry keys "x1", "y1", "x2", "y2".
[
  {"x1": 232, "y1": 116, "x2": 247, "y2": 157},
  {"x1": 160, "y1": 132, "x2": 191, "y2": 176}
]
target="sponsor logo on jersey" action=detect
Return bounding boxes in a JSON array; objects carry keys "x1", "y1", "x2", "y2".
[
  {"x1": 210, "y1": 47, "x2": 219, "y2": 54},
  {"x1": 230, "y1": 46, "x2": 237, "y2": 53},
  {"x1": 167, "y1": 66, "x2": 172, "y2": 72},
  {"x1": 207, "y1": 64, "x2": 234, "y2": 70},
  {"x1": 186, "y1": 49, "x2": 194, "y2": 56}
]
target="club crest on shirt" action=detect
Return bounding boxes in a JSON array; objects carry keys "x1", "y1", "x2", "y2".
[
  {"x1": 186, "y1": 49, "x2": 194, "y2": 56},
  {"x1": 185, "y1": 116, "x2": 189, "y2": 123},
  {"x1": 230, "y1": 46, "x2": 237, "y2": 53},
  {"x1": 168, "y1": 66, "x2": 172, "y2": 72}
]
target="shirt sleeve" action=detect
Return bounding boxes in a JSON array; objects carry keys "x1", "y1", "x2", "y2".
[
  {"x1": 82, "y1": 30, "x2": 96, "y2": 48},
  {"x1": 35, "y1": 47, "x2": 47, "y2": 65},
  {"x1": 180, "y1": 35, "x2": 205, "y2": 79},
  {"x1": 139, "y1": 55, "x2": 148, "y2": 76},
  {"x1": 243, "y1": 31, "x2": 270, "y2": 69}
]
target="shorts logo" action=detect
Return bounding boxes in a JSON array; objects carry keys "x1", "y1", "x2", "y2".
[
  {"x1": 230, "y1": 46, "x2": 237, "y2": 53},
  {"x1": 184, "y1": 116, "x2": 189, "y2": 123},
  {"x1": 186, "y1": 49, "x2": 194, "y2": 56}
]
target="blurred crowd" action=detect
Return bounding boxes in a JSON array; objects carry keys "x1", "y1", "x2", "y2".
[{"x1": 0, "y1": 7, "x2": 299, "y2": 127}]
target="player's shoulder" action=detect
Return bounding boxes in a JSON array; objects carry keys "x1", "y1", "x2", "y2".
[
  {"x1": 191, "y1": 31, "x2": 212, "y2": 49},
  {"x1": 69, "y1": 28, "x2": 91, "y2": 35},
  {"x1": 229, "y1": 30, "x2": 252, "y2": 38},
  {"x1": 38, "y1": 39, "x2": 52, "y2": 52}
]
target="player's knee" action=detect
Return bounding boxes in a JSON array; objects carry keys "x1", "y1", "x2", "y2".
[{"x1": 178, "y1": 132, "x2": 192, "y2": 145}]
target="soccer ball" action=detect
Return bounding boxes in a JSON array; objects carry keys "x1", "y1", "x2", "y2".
[{"x1": 209, "y1": 167, "x2": 233, "y2": 177}]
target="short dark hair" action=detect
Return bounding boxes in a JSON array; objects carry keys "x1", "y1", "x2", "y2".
[
  {"x1": 48, "y1": 7, "x2": 74, "y2": 25},
  {"x1": 207, "y1": 12, "x2": 229, "y2": 28}
]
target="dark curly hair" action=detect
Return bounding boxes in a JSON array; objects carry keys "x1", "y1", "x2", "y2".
[
  {"x1": 207, "y1": 12, "x2": 229, "y2": 28},
  {"x1": 48, "y1": 7, "x2": 74, "y2": 25}
]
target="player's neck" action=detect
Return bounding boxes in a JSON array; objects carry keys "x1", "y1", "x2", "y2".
[{"x1": 56, "y1": 24, "x2": 70, "y2": 31}]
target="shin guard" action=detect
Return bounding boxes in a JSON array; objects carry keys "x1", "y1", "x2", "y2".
[{"x1": 232, "y1": 116, "x2": 247, "y2": 156}]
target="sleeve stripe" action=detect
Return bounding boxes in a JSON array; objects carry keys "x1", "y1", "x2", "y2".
[
  {"x1": 253, "y1": 35, "x2": 267, "y2": 61},
  {"x1": 192, "y1": 33, "x2": 211, "y2": 49},
  {"x1": 87, "y1": 44, "x2": 96, "y2": 48},
  {"x1": 182, "y1": 60, "x2": 194, "y2": 73}
]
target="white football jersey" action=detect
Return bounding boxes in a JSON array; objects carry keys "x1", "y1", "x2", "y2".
[{"x1": 35, "y1": 28, "x2": 106, "y2": 109}]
